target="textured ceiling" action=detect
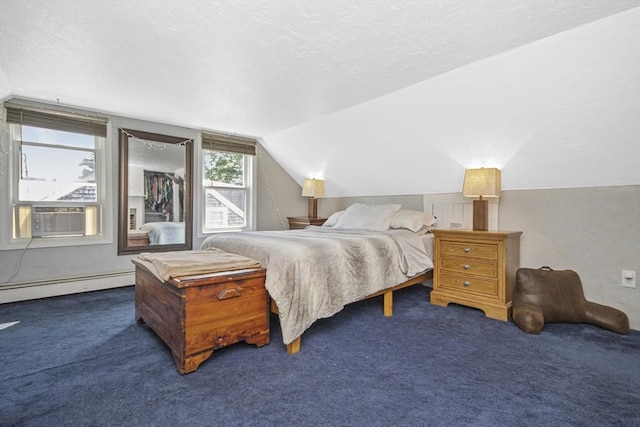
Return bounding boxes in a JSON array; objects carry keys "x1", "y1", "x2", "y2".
[{"x1": 0, "y1": 0, "x2": 638, "y2": 137}]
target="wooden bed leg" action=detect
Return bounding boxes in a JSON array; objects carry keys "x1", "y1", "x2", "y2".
[
  {"x1": 286, "y1": 337, "x2": 301, "y2": 354},
  {"x1": 384, "y1": 291, "x2": 393, "y2": 317},
  {"x1": 270, "y1": 299, "x2": 279, "y2": 314}
]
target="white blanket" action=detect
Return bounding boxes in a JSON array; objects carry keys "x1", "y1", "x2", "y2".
[
  {"x1": 201, "y1": 227, "x2": 433, "y2": 345},
  {"x1": 140, "y1": 222, "x2": 185, "y2": 244}
]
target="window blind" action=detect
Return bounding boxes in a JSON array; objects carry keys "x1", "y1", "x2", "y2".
[
  {"x1": 202, "y1": 132, "x2": 256, "y2": 156},
  {"x1": 6, "y1": 104, "x2": 108, "y2": 137}
]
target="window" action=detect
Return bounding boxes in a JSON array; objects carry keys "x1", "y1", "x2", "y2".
[
  {"x1": 18, "y1": 126, "x2": 97, "y2": 203},
  {"x1": 201, "y1": 132, "x2": 256, "y2": 232},
  {"x1": 5, "y1": 103, "x2": 108, "y2": 244}
]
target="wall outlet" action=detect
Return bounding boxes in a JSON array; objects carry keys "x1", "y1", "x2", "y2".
[{"x1": 621, "y1": 270, "x2": 637, "y2": 288}]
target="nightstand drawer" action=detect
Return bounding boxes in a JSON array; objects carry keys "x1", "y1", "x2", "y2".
[
  {"x1": 439, "y1": 257, "x2": 497, "y2": 278},
  {"x1": 440, "y1": 241, "x2": 497, "y2": 260},
  {"x1": 440, "y1": 273, "x2": 498, "y2": 297}
]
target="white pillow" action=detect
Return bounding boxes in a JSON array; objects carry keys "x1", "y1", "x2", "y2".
[
  {"x1": 390, "y1": 209, "x2": 437, "y2": 233},
  {"x1": 322, "y1": 211, "x2": 344, "y2": 227},
  {"x1": 333, "y1": 203, "x2": 401, "y2": 231}
]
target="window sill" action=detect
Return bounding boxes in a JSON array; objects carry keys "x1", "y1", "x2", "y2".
[{"x1": 1, "y1": 234, "x2": 113, "y2": 251}]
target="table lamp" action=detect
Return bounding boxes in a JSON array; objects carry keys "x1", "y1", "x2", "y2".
[
  {"x1": 302, "y1": 178, "x2": 325, "y2": 219},
  {"x1": 462, "y1": 168, "x2": 501, "y2": 231}
]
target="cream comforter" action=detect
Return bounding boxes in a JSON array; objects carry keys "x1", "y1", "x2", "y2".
[{"x1": 200, "y1": 226, "x2": 433, "y2": 345}]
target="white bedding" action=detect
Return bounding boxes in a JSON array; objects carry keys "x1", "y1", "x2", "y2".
[
  {"x1": 201, "y1": 226, "x2": 433, "y2": 345},
  {"x1": 420, "y1": 232, "x2": 435, "y2": 261},
  {"x1": 140, "y1": 222, "x2": 185, "y2": 245}
]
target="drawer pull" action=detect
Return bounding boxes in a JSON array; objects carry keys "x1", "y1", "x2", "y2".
[
  {"x1": 463, "y1": 264, "x2": 471, "y2": 270},
  {"x1": 218, "y1": 288, "x2": 241, "y2": 300},
  {"x1": 463, "y1": 247, "x2": 471, "y2": 253},
  {"x1": 463, "y1": 281, "x2": 471, "y2": 287}
]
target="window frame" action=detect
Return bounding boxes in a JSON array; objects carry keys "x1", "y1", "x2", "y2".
[
  {"x1": 197, "y1": 133, "x2": 257, "y2": 236},
  {"x1": 1, "y1": 102, "x2": 113, "y2": 250}
]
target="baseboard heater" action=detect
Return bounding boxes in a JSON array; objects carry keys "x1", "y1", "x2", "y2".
[{"x1": 0, "y1": 271, "x2": 134, "y2": 304}]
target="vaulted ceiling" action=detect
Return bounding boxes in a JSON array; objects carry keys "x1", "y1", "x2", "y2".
[{"x1": 1, "y1": 0, "x2": 638, "y2": 138}]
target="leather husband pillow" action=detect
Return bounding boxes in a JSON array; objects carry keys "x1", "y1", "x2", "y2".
[{"x1": 513, "y1": 267, "x2": 630, "y2": 334}]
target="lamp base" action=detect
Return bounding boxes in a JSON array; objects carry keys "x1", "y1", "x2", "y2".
[
  {"x1": 308, "y1": 198, "x2": 318, "y2": 219},
  {"x1": 472, "y1": 199, "x2": 489, "y2": 231}
]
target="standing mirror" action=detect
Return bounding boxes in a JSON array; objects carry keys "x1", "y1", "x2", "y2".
[{"x1": 118, "y1": 128, "x2": 193, "y2": 255}]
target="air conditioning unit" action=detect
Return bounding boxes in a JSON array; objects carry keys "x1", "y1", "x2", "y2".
[{"x1": 32, "y1": 206, "x2": 85, "y2": 237}]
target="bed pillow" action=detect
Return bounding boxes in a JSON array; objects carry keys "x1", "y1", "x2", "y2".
[
  {"x1": 390, "y1": 209, "x2": 437, "y2": 233},
  {"x1": 322, "y1": 210, "x2": 344, "y2": 227},
  {"x1": 333, "y1": 203, "x2": 401, "y2": 231}
]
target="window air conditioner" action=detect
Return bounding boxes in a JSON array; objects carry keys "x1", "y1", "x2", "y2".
[{"x1": 32, "y1": 206, "x2": 85, "y2": 237}]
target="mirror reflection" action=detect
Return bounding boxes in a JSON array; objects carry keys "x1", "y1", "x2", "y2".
[
  {"x1": 118, "y1": 128, "x2": 192, "y2": 255},
  {"x1": 129, "y1": 139, "x2": 185, "y2": 244}
]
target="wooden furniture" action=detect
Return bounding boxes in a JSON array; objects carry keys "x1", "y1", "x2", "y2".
[
  {"x1": 430, "y1": 229, "x2": 521, "y2": 321},
  {"x1": 133, "y1": 261, "x2": 269, "y2": 374},
  {"x1": 127, "y1": 230, "x2": 149, "y2": 247},
  {"x1": 272, "y1": 270, "x2": 433, "y2": 354},
  {"x1": 287, "y1": 216, "x2": 327, "y2": 229}
]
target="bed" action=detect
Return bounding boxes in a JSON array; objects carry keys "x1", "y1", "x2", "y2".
[
  {"x1": 140, "y1": 221, "x2": 185, "y2": 244},
  {"x1": 200, "y1": 204, "x2": 436, "y2": 354}
]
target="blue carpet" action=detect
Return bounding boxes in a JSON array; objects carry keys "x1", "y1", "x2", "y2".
[{"x1": 0, "y1": 285, "x2": 638, "y2": 426}]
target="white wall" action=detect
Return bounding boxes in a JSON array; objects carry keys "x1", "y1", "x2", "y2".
[{"x1": 262, "y1": 8, "x2": 640, "y2": 197}]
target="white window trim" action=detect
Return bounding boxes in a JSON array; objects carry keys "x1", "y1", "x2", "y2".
[
  {"x1": 0, "y1": 112, "x2": 114, "y2": 251},
  {"x1": 196, "y1": 138, "x2": 256, "y2": 238}
]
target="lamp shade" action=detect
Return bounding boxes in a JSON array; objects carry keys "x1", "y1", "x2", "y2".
[
  {"x1": 462, "y1": 168, "x2": 501, "y2": 198},
  {"x1": 302, "y1": 178, "x2": 325, "y2": 198}
]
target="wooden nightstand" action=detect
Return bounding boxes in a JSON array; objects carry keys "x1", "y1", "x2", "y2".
[
  {"x1": 430, "y1": 229, "x2": 522, "y2": 321},
  {"x1": 287, "y1": 216, "x2": 327, "y2": 230}
]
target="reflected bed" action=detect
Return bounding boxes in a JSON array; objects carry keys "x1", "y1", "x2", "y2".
[{"x1": 140, "y1": 222, "x2": 185, "y2": 245}]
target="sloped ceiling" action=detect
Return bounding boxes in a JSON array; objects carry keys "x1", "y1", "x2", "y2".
[
  {"x1": 263, "y1": 7, "x2": 640, "y2": 196},
  {"x1": 1, "y1": 0, "x2": 638, "y2": 138}
]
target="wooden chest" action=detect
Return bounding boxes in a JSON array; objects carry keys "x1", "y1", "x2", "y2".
[{"x1": 134, "y1": 261, "x2": 269, "y2": 374}]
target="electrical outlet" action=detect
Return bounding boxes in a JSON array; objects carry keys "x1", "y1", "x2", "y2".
[{"x1": 621, "y1": 270, "x2": 637, "y2": 288}]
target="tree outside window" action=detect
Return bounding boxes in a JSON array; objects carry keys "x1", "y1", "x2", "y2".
[{"x1": 203, "y1": 150, "x2": 248, "y2": 230}]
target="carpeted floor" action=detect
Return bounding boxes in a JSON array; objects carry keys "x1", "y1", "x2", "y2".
[{"x1": 0, "y1": 285, "x2": 638, "y2": 427}]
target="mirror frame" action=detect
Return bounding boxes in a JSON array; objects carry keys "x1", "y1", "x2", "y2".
[{"x1": 117, "y1": 128, "x2": 193, "y2": 255}]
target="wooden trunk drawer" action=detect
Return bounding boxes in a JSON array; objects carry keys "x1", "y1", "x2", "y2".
[
  {"x1": 440, "y1": 241, "x2": 497, "y2": 260},
  {"x1": 439, "y1": 273, "x2": 498, "y2": 297},
  {"x1": 135, "y1": 263, "x2": 269, "y2": 374},
  {"x1": 439, "y1": 257, "x2": 497, "y2": 278}
]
